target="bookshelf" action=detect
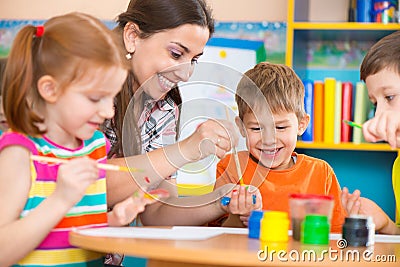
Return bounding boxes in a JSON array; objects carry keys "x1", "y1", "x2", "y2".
[{"x1": 286, "y1": 0, "x2": 400, "y2": 220}]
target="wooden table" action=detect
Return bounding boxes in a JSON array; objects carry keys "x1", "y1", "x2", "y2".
[{"x1": 69, "y1": 227, "x2": 400, "y2": 267}]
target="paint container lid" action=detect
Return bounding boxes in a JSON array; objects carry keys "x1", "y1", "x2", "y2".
[{"x1": 301, "y1": 214, "x2": 330, "y2": 245}]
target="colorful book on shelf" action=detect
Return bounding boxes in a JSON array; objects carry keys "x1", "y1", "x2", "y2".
[
  {"x1": 313, "y1": 81, "x2": 324, "y2": 143},
  {"x1": 334, "y1": 80, "x2": 342, "y2": 144},
  {"x1": 352, "y1": 82, "x2": 369, "y2": 144},
  {"x1": 341, "y1": 82, "x2": 353, "y2": 142},
  {"x1": 324, "y1": 77, "x2": 336, "y2": 143},
  {"x1": 302, "y1": 79, "x2": 314, "y2": 142}
]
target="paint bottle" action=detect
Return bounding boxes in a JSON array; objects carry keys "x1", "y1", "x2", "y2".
[
  {"x1": 342, "y1": 216, "x2": 369, "y2": 247},
  {"x1": 372, "y1": 0, "x2": 397, "y2": 23},
  {"x1": 260, "y1": 211, "x2": 289, "y2": 243},
  {"x1": 248, "y1": 210, "x2": 264, "y2": 239},
  {"x1": 301, "y1": 214, "x2": 330, "y2": 245}
]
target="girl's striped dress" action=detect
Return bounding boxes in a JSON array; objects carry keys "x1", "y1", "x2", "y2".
[{"x1": 0, "y1": 131, "x2": 109, "y2": 267}]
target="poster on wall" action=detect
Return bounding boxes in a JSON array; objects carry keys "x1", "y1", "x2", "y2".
[{"x1": 0, "y1": 20, "x2": 117, "y2": 57}]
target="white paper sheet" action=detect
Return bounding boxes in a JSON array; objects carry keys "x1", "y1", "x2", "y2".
[
  {"x1": 74, "y1": 227, "x2": 227, "y2": 240},
  {"x1": 172, "y1": 226, "x2": 248, "y2": 235}
]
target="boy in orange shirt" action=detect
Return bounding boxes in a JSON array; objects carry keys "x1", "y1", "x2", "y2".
[{"x1": 214, "y1": 62, "x2": 347, "y2": 232}]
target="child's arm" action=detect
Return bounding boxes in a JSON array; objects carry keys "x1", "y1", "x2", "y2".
[
  {"x1": 341, "y1": 187, "x2": 400, "y2": 234},
  {"x1": 363, "y1": 110, "x2": 400, "y2": 148},
  {"x1": 359, "y1": 197, "x2": 400, "y2": 234},
  {"x1": 0, "y1": 146, "x2": 99, "y2": 266}
]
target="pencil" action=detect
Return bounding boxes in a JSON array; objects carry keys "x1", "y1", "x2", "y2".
[
  {"x1": 225, "y1": 106, "x2": 244, "y2": 186},
  {"x1": 343, "y1": 120, "x2": 363, "y2": 129},
  {"x1": 30, "y1": 155, "x2": 143, "y2": 172}
]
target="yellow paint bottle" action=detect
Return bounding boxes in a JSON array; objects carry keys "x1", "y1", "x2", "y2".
[{"x1": 260, "y1": 211, "x2": 289, "y2": 243}]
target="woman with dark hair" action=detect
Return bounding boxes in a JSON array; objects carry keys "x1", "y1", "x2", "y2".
[
  {"x1": 105, "y1": 0, "x2": 215, "y2": 156},
  {"x1": 104, "y1": 0, "x2": 261, "y2": 227},
  {"x1": 103, "y1": 1, "x2": 262, "y2": 265}
]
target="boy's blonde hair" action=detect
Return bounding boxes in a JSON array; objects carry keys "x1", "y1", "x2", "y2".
[
  {"x1": 360, "y1": 31, "x2": 400, "y2": 81},
  {"x1": 235, "y1": 62, "x2": 306, "y2": 120}
]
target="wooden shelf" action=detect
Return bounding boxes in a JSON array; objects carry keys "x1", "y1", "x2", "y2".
[
  {"x1": 291, "y1": 22, "x2": 400, "y2": 30},
  {"x1": 286, "y1": 0, "x2": 399, "y2": 222},
  {"x1": 296, "y1": 141, "x2": 398, "y2": 152}
]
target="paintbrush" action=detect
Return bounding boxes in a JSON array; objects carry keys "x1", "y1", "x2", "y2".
[
  {"x1": 144, "y1": 189, "x2": 170, "y2": 200},
  {"x1": 343, "y1": 120, "x2": 362, "y2": 129},
  {"x1": 30, "y1": 155, "x2": 143, "y2": 172},
  {"x1": 225, "y1": 106, "x2": 244, "y2": 186}
]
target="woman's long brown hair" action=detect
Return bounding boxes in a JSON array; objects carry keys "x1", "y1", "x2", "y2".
[{"x1": 106, "y1": 0, "x2": 215, "y2": 157}]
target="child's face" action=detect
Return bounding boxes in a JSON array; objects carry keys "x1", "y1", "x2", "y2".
[
  {"x1": 0, "y1": 98, "x2": 8, "y2": 132},
  {"x1": 238, "y1": 109, "x2": 308, "y2": 170},
  {"x1": 41, "y1": 65, "x2": 127, "y2": 147},
  {"x1": 365, "y1": 67, "x2": 400, "y2": 115}
]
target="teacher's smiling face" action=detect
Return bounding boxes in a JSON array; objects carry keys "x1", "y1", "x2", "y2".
[{"x1": 124, "y1": 23, "x2": 210, "y2": 101}]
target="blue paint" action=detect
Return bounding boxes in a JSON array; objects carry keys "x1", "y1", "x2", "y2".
[{"x1": 221, "y1": 196, "x2": 231, "y2": 206}]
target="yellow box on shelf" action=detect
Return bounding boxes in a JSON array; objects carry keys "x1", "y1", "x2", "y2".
[{"x1": 177, "y1": 183, "x2": 214, "y2": 197}]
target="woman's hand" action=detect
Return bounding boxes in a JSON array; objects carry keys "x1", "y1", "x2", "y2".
[{"x1": 180, "y1": 119, "x2": 239, "y2": 161}]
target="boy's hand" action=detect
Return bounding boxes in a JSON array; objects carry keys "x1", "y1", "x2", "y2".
[
  {"x1": 357, "y1": 197, "x2": 389, "y2": 232},
  {"x1": 222, "y1": 185, "x2": 262, "y2": 226},
  {"x1": 363, "y1": 110, "x2": 400, "y2": 148},
  {"x1": 341, "y1": 187, "x2": 390, "y2": 232},
  {"x1": 341, "y1": 187, "x2": 361, "y2": 215}
]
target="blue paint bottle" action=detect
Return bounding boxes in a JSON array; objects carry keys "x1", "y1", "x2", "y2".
[{"x1": 248, "y1": 210, "x2": 264, "y2": 239}]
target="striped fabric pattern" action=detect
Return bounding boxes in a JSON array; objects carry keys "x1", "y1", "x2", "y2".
[
  {"x1": 137, "y1": 95, "x2": 179, "y2": 153},
  {"x1": 0, "y1": 131, "x2": 108, "y2": 267}
]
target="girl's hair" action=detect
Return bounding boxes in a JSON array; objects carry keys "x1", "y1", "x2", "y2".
[
  {"x1": 0, "y1": 57, "x2": 7, "y2": 93},
  {"x1": 2, "y1": 12, "x2": 129, "y2": 136},
  {"x1": 236, "y1": 62, "x2": 306, "y2": 121},
  {"x1": 108, "y1": 0, "x2": 215, "y2": 157}
]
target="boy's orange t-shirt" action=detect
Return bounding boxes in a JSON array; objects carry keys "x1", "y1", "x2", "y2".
[{"x1": 215, "y1": 151, "x2": 347, "y2": 233}]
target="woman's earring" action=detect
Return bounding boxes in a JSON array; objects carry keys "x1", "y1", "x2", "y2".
[{"x1": 125, "y1": 47, "x2": 135, "y2": 60}]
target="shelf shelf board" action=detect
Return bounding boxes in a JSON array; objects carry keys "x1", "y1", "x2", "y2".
[
  {"x1": 296, "y1": 141, "x2": 398, "y2": 152},
  {"x1": 292, "y1": 22, "x2": 400, "y2": 30}
]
